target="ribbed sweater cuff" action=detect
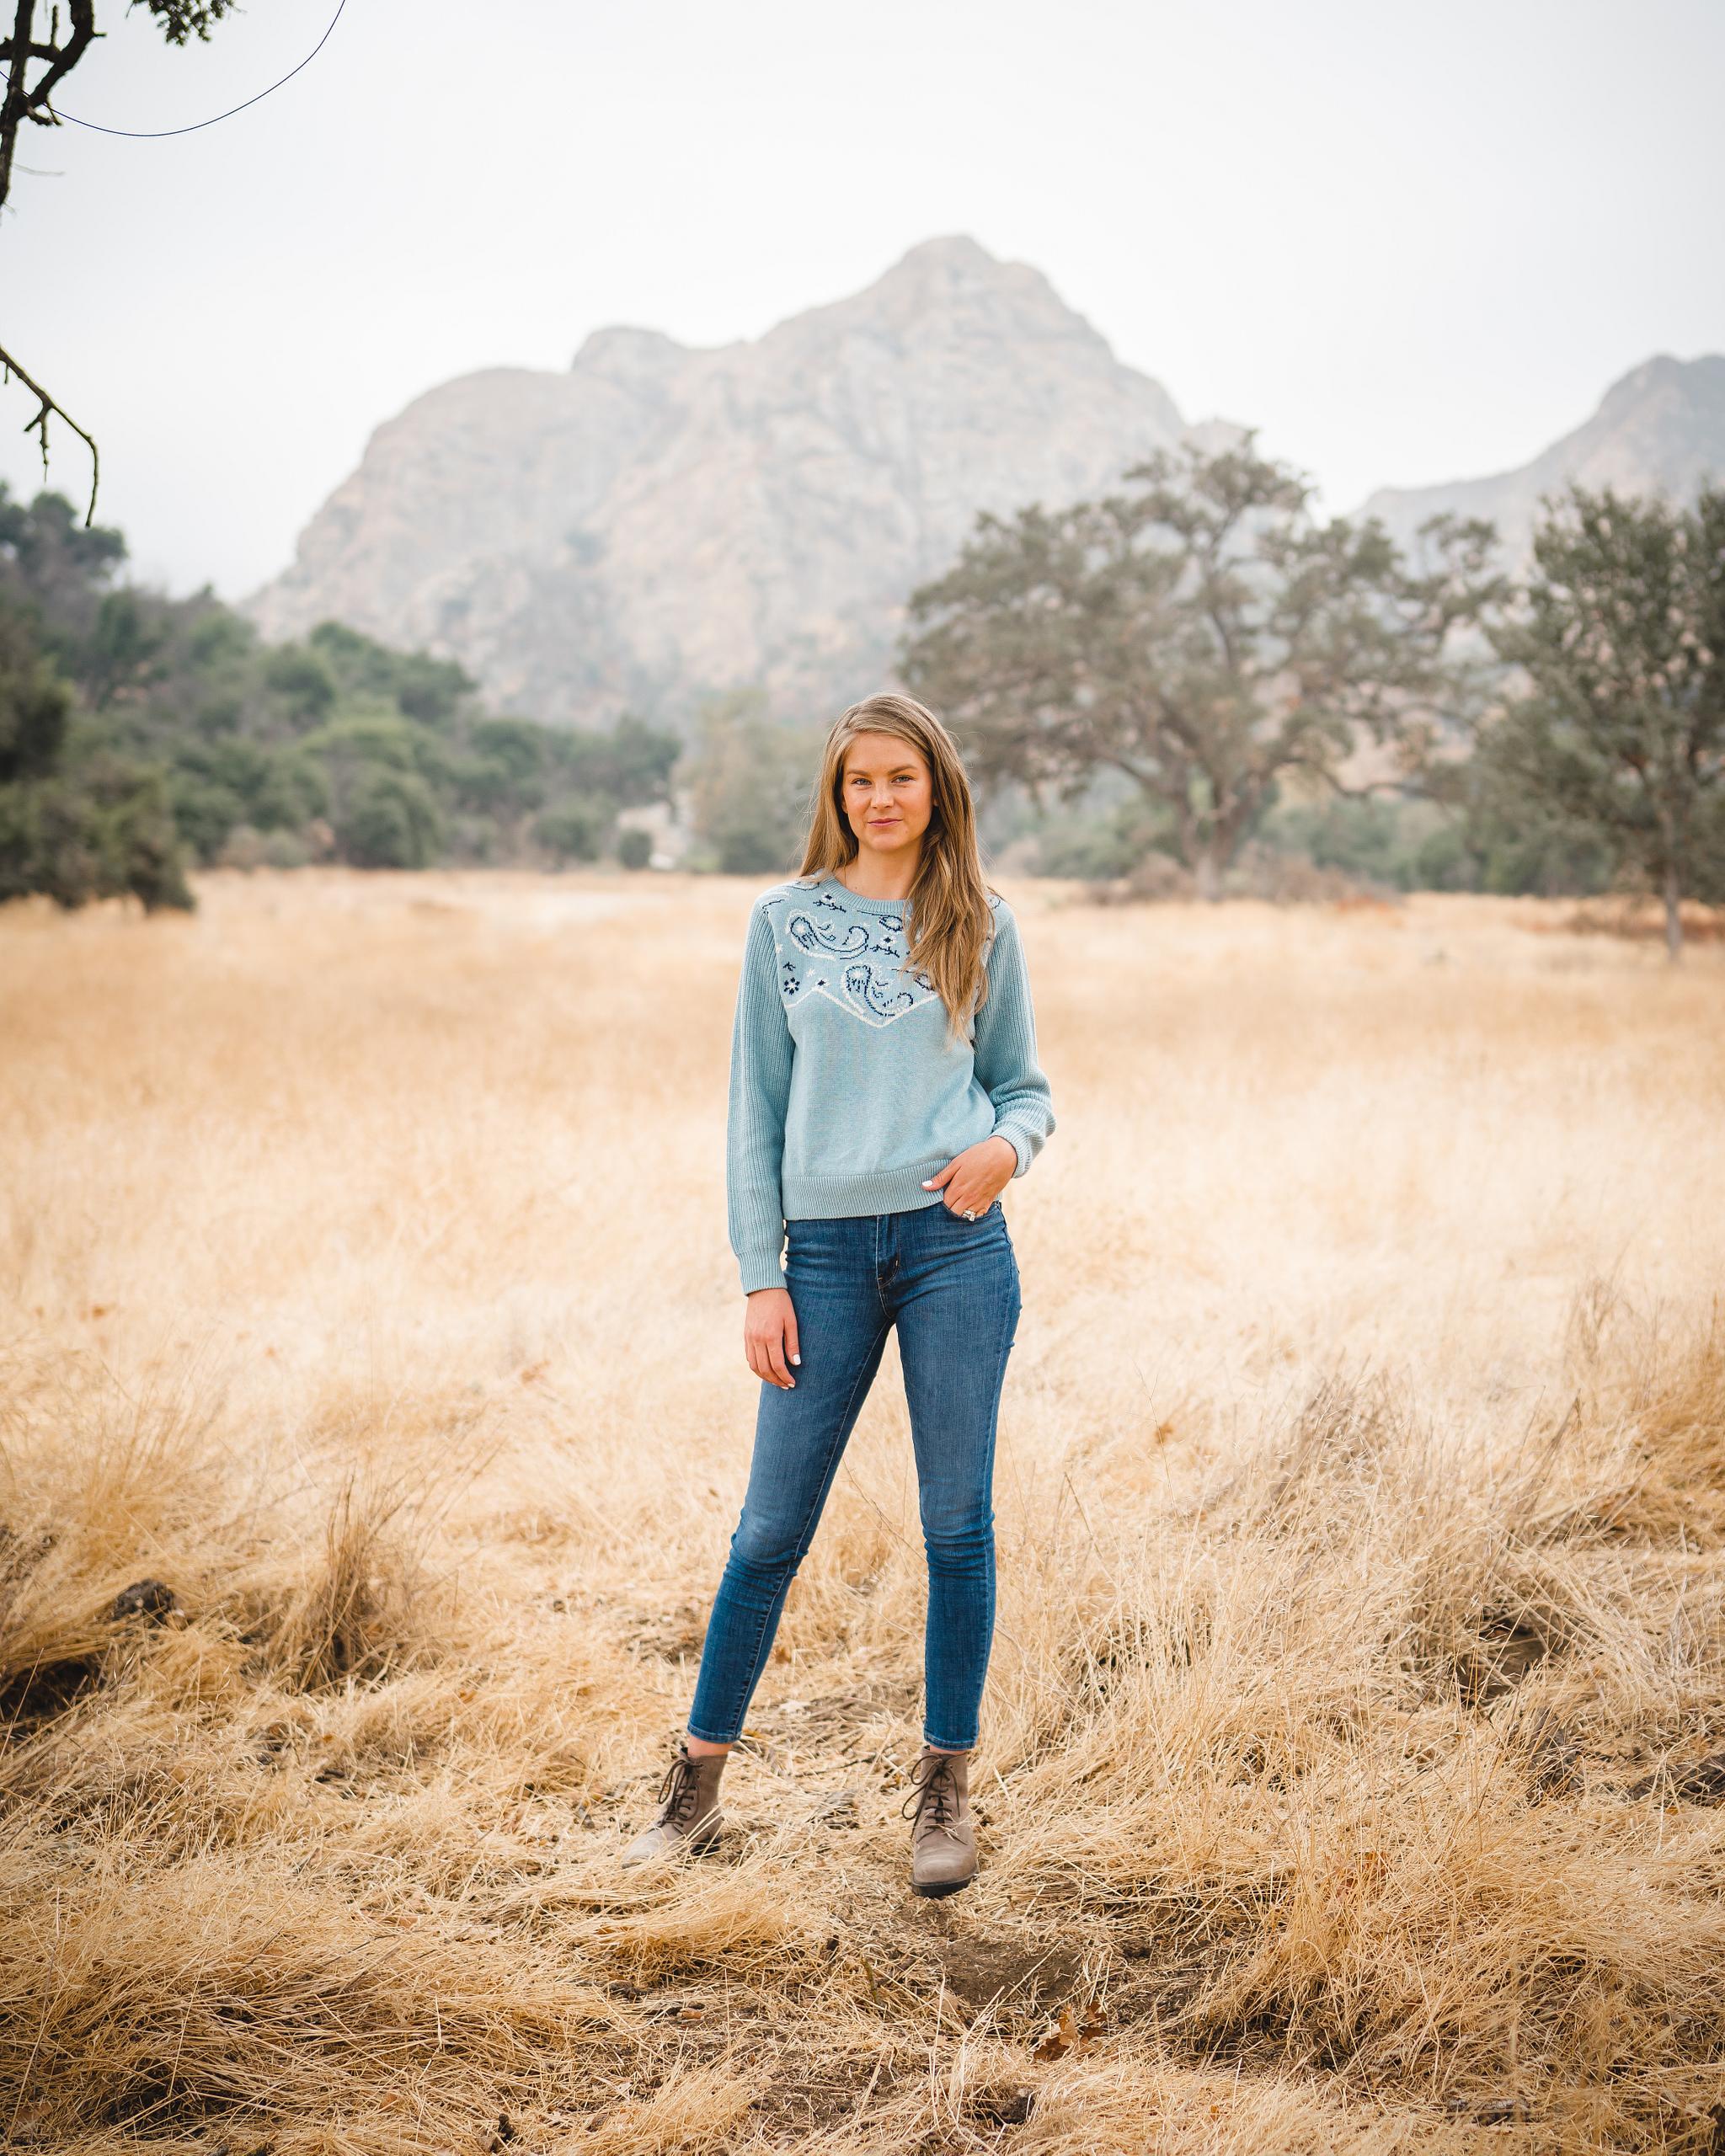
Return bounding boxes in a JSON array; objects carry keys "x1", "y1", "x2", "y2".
[
  {"x1": 739, "y1": 1245, "x2": 786, "y2": 1294},
  {"x1": 991, "y1": 1121, "x2": 1038, "y2": 1176}
]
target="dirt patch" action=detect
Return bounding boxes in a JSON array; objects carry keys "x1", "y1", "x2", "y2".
[
  {"x1": 0, "y1": 1652, "x2": 100, "y2": 1732},
  {"x1": 745, "y1": 1679, "x2": 921, "y2": 1752},
  {"x1": 932, "y1": 1931, "x2": 1088, "y2": 2012},
  {"x1": 623, "y1": 1599, "x2": 710, "y2": 1660}
]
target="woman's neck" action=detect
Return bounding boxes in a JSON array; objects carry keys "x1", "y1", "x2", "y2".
[{"x1": 833, "y1": 848, "x2": 921, "y2": 907}]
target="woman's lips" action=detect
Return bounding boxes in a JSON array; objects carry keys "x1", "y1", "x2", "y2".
[{"x1": 869, "y1": 819, "x2": 899, "y2": 828}]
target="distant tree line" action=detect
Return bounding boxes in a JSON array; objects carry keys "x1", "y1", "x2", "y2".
[
  {"x1": 0, "y1": 483, "x2": 680, "y2": 910},
  {"x1": 4, "y1": 444, "x2": 1722, "y2": 959}
]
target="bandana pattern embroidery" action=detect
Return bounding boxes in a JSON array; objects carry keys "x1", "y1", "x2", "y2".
[{"x1": 772, "y1": 885, "x2": 995, "y2": 1032}]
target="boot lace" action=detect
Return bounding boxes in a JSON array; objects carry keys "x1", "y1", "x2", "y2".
[
  {"x1": 901, "y1": 1753, "x2": 959, "y2": 1834},
  {"x1": 655, "y1": 1753, "x2": 705, "y2": 1830}
]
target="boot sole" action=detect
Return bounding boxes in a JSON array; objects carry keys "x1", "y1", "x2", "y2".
[{"x1": 911, "y1": 1873, "x2": 975, "y2": 1898}]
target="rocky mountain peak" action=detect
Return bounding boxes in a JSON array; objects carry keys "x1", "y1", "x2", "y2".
[
  {"x1": 570, "y1": 323, "x2": 691, "y2": 378},
  {"x1": 1358, "y1": 350, "x2": 1725, "y2": 567},
  {"x1": 244, "y1": 237, "x2": 1187, "y2": 728}
]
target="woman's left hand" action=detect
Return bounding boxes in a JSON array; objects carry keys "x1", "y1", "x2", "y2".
[{"x1": 921, "y1": 1136, "x2": 1017, "y2": 1217}]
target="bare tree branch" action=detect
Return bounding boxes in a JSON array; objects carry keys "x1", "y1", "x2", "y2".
[
  {"x1": 1, "y1": 2, "x2": 260, "y2": 522},
  {"x1": 0, "y1": 1, "x2": 96, "y2": 201},
  {"x1": 0, "y1": 338, "x2": 99, "y2": 520}
]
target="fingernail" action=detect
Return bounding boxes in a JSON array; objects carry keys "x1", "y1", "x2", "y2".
[
  {"x1": 921, "y1": 1180, "x2": 935, "y2": 1187},
  {"x1": 791, "y1": 1354, "x2": 801, "y2": 1364}
]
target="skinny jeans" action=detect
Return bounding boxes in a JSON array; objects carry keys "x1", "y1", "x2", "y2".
[{"x1": 688, "y1": 1202, "x2": 1022, "y2": 1752}]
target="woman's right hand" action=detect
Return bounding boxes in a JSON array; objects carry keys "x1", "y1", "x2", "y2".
[{"x1": 745, "y1": 1287, "x2": 801, "y2": 1389}]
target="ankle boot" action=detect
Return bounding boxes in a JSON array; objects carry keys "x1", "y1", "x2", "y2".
[
  {"x1": 621, "y1": 1744, "x2": 727, "y2": 1865},
  {"x1": 904, "y1": 1746, "x2": 977, "y2": 1897}
]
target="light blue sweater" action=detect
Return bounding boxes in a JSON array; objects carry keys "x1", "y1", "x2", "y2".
[{"x1": 726, "y1": 868, "x2": 1056, "y2": 1294}]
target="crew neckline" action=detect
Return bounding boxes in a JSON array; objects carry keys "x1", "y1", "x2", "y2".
[{"x1": 817, "y1": 867, "x2": 914, "y2": 916}]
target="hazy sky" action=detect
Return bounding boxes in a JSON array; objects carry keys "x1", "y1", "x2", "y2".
[{"x1": 3, "y1": 0, "x2": 1722, "y2": 603}]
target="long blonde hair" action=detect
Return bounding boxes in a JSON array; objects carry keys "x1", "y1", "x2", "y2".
[{"x1": 794, "y1": 692, "x2": 998, "y2": 1049}]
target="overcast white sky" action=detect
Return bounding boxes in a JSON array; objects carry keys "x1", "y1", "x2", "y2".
[{"x1": 3, "y1": 0, "x2": 1721, "y2": 602}]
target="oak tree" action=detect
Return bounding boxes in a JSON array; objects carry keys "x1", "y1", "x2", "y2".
[
  {"x1": 901, "y1": 433, "x2": 1508, "y2": 898},
  {"x1": 1481, "y1": 481, "x2": 1725, "y2": 958}
]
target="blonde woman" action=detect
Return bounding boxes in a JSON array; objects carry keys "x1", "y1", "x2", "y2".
[{"x1": 623, "y1": 692, "x2": 1055, "y2": 1896}]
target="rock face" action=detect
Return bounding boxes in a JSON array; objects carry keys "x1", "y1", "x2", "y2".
[
  {"x1": 1355, "y1": 354, "x2": 1725, "y2": 570},
  {"x1": 244, "y1": 236, "x2": 1186, "y2": 728}
]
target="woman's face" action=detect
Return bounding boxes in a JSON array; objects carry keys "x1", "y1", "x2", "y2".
[{"x1": 839, "y1": 730, "x2": 933, "y2": 865}]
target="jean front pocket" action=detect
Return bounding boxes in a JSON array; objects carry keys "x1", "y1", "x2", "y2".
[
  {"x1": 785, "y1": 1216, "x2": 850, "y2": 1265},
  {"x1": 929, "y1": 1197, "x2": 1005, "y2": 1234}
]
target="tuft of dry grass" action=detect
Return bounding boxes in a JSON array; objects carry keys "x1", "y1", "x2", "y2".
[{"x1": 2, "y1": 869, "x2": 1724, "y2": 2152}]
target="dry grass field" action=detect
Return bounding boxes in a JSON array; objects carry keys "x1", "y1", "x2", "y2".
[{"x1": 3, "y1": 867, "x2": 1724, "y2": 2156}]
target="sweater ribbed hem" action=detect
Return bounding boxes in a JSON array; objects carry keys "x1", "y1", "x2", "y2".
[{"x1": 781, "y1": 1151, "x2": 959, "y2": 1221}]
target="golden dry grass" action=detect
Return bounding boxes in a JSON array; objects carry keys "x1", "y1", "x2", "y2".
[{"x1": 2, "y1": 868, "x2": 1724, "y2": 2154}]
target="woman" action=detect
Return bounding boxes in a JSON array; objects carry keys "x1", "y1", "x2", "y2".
[{"x1": 622, "y1": 691, "x2": 1055, "y2": 1897}]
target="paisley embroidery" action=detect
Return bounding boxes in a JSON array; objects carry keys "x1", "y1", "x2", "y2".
[
  {"x1": 766, "y1": 881, "x2": 1001, "y2": 1030},
  {"x1": 788, "y1": 912, "x2": 871, "y2": 959},
  {"x1": 842, "y1": 960, "x2": 916, "y2": 1021}
]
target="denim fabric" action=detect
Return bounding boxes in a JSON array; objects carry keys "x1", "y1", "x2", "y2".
[{"x1": 687, "y1": 1200, "x2": 1023, "y2": 1751}]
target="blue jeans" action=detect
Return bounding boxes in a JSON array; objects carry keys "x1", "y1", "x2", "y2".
[{"x1": 688, "y1": 1202, "x2": 1023, "y2": 1752}]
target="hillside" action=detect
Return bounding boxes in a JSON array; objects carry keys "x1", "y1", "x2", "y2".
[
  {"x1": 1356, "y1": 352, "x2": 1725, "y2": 567},
  {"x1": 244, "y1": 237, "x2": 1188, "y2": 728}
]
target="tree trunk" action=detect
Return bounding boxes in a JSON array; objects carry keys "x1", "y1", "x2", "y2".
[
  {"x1": 1194, "y1": 846, "x2": 1223, "y2": 904},
  {"x1": 1664, "y1": 859, "x2": 1684, "y2": 961}
]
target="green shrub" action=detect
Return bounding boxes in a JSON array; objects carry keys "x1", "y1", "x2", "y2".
[
  {"x1": 0, "y1": 761, "x2": 192, "y2": 911},
  {"x1": 0, "y1": 615, "x2": 72, "y2": 783},
  {"x1": 261, "y1": 645, "x2": 338, "y2": 728},
  {"x1": 308, "y1": 622, "x2": 473, "y2": 727},
  {"x1": 169, "y1": 771, "x2": 249, "y2": 863},
  {"x1": 219, "y1": 824, "x2": 313, "y2": 871},
  {"x1": 334, "y1": 767, "x2": 443, "y2": 869},
  {"x1": 261, "y1": 829, "x2": 312, "y2": 869},
  {"x1": 533, "y1": 799, "x2": 606, "y2": 862},
  {"x1": 252, "y1": 750, "x2": 329, "y2": 832}
]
